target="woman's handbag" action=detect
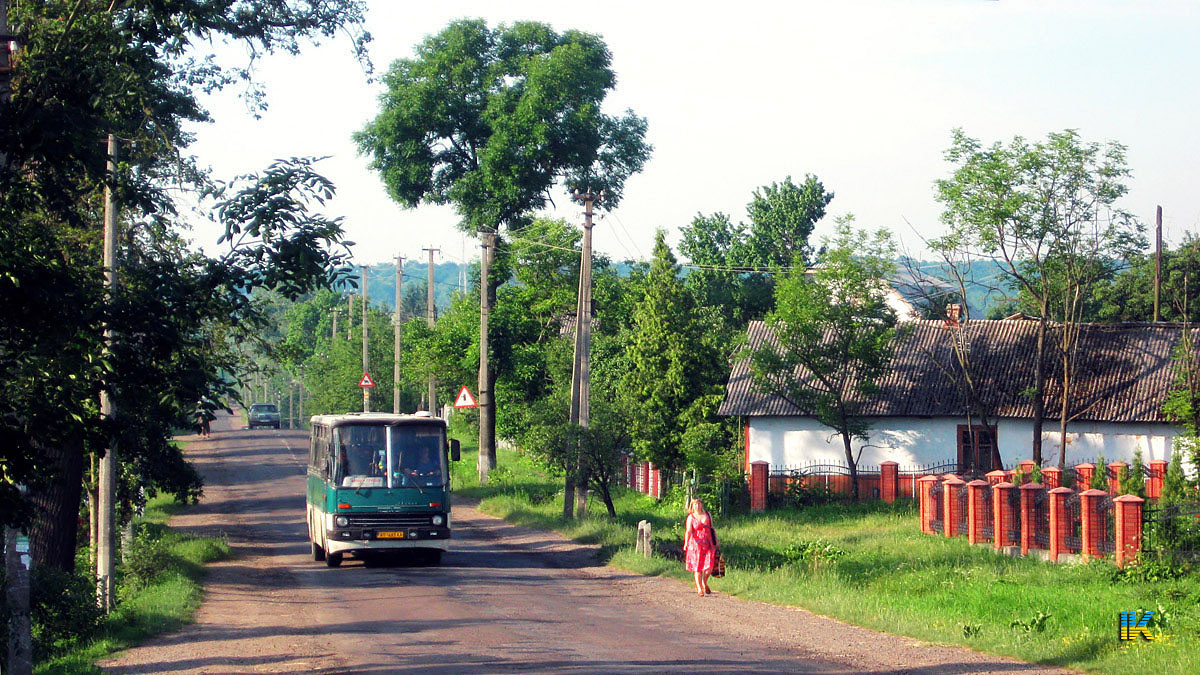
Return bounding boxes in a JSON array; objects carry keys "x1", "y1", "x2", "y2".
[{"x1": 711, "y1": 551, "x2": 726, "y2": 578}]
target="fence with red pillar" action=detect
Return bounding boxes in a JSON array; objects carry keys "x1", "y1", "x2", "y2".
[
  {"x1": 943, "y1": 475, "x2": 966, "y2": 537},
  {"x1": 1042, "y1": 466, "x2": 1062, "y2": 489},
  {"x1": 992, "y1": 482, "x2": 1018, "y2": 549},
  {"x1": 1047, "y1": 487, "x2": 1073, "y2": 562},
  {"x1": 1078, "y1": 489, "x2": 1107, "y2": 559},
  {"x1": 1147, "y1": 460, "x2": 1167, "y2": 500},
  {"x1": 1019, "y1": 482, "x2": 1044, "y2": 555},
  {"x1": 1107, "y1": 462, "x2": 1127, "y2": 494},
  {"x1": 918, "y1": 475, "x2": 938, "y2": 534},
  {"x1": 880, "y1": 461, "x2": 898, "y2": 503},
  {"x1": 1074, "y1": 463, "x2": 1095, "y2": 489},
  {"x1": 1113, "y1": 495, "x2": 1144, "y2": 568},
  {"x1": 966, "y1": 480, "x2": 991, "y2": 544},
  {"x1": 750, "y1": 461, "x2": 768, "y2": 512}
]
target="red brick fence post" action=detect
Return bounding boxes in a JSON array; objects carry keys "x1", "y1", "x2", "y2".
[
  {"x1": 1042, "y1": 466, "x2": 1062, "y2": 489},
  {"x1": 1074, "y1": 463, "x2": 1095, "y2": 489},
  {"x1": 1107, "y1": 462, "x2": 1127, "y2": 494},
  {"x1": 943, "y1": 475, "x2": 966, "y2": 537},
  {"x1": 1079, "y1": 489, "x2": 1107, "y2": 560},
  {"x1": 985, "y1": 470, "x2": 1006, "y2": 486},
  {"x1": 966, "y1": 480, "x2": 989, "y2": 544},
  {"x1": 750, "y1": 461, "x2": 768, "y2": 512},
  {"x1": 1019, "y1": 482, "x2": 1043, "y2": 555},
  {"x1": 1147, "y1": 460, "x2": 1167, "y2": 500},
  {"x1": 880, "y1": 461, "x2": 898, "y2": 504},
  {"x1": 1048, "y1": 487, "x2": 1073, "y2": 562},
  {"x1": 1113, "y1": 494, "x2": 1144, "y2": 568},
  {"x1": 918, "y1": 475, "x2": 938, "y2": 534},
  {"x1": 993, "y1": 482, "x2": 1018, "y2": 550}
]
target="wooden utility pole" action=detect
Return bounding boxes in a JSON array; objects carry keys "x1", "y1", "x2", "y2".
[
  {"x1": 1154, "y1": 205, "x2": 1163, "y2": 323},
  {"x1": 361, "y1": 266, "x2": 370, "y2": 412},
  {"x1": 96, "y1": 134, "x2": 119, "y2": 612},
  {"x1": 394, "y1": 255, "x2": 404, "y2": 414},
  {"x1": 478, "y1": 232, "x2": 496, "y2": 483},
  {"x1": 423, "y1": 247, "x2": 440, "y2": 413},
  {"x1": 566, "y1": 190, "x2": 599, "y2": 519}
]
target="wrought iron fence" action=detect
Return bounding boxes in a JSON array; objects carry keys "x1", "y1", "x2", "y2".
[
  {"x1": 1062, "y1": 493, "x2": 1082, "y2": 554},
  {"x1": 979, "y1": 487, "x2": 994, "y2": 542},
  {"x1": 955, "y1": 485, "x2": 970, "y2": 536},
  {"x1": 1032, "y1": 488, "x2": 1050, "y2": 549},
  {"x1": 1142, "y1": 501, "x2": 1200, "y2": 560}
]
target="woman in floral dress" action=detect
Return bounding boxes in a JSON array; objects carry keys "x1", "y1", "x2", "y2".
[{"x1": 683, "y1": 498, "x2": 718, "y2": 596}]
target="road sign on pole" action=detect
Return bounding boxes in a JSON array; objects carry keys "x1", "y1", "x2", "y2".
[
  {"x1": 359, "y1": 373, "x2": 376, "y2": 388},
  {"x1": 454, "y1": 386, "x2": 477, "y2": 408}
]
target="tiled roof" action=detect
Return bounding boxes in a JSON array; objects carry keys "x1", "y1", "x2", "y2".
[{"x1": 719, "y1": 319, "x2": 1194, "y2": 424}]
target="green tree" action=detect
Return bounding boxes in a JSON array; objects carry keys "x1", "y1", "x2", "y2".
[
  {"x1": 355, "y1": 19, "x2": 651, "y2": 480},
  {"x1": 745, "y1": 219, "x2": 902, "y2": 500},
  {"x1": 623, "y1": 231, "x2": 723, "y2": 471},
  {"x1": 1, "y1": 1, "x2": 366, "y2": 571},
  {"x1": 935, "y1": 128, "x2": 1144, "y2": 467},
  {"x1": 744, "y1": 174, "x2": 834, "y2": 269}
]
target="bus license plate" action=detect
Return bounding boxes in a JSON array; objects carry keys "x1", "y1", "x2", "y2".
[{"x1": 377, "y1": 531, "x2": 405, "y2": 539}]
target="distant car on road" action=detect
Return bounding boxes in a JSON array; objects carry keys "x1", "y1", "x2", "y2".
[{"x1": 248, "y1": 403, "x2": 281, "y2": 429}]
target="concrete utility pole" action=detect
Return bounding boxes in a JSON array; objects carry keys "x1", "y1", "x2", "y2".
[
  {"x1": 331, "y1": 308, "x2": 340, "y2": 342},
  {"x1": 347, "y1": 293, "x2": 355, "y2": 340},
  {"x1": 423, "y1": 247, "x2": 440, "y2": 413},
  {"x1": 478, "y1": 232, "x2": 496, "y2": 483},
  {"x1": 566, "y1": 189, "x2": 599, "y2": 519},
  {"x1": 362, "y1": 266, "x2": 370, "y2": 413},
  {"x1": 97, "y1": 134, "x2": 119, "y2": 612},
  {"x1": 5, "y1": 510, "x2": 32, "y2": 675},
  {"x1": 1154, "y1": 205, "x2": 1163, "y2": 323},
  {"x1": 394, "y1": 255, "x2": 404, "y2": 414}
]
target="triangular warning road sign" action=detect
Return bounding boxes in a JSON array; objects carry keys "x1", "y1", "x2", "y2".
[
  {"x1": 358, "y1": 373, "x2": 376, "y2": 388},
  {"x1": 454, "y1": 386, "x2": 478, "y2": 408}
]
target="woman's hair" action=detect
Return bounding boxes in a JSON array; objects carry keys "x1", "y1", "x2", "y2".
[{"x1": 689, "y1": 498, "x2": 706, "y2": 515}]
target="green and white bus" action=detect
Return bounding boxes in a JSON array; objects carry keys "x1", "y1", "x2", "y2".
[{"x1": 306, "y1": 412, "x2": 460, "y2": 567}]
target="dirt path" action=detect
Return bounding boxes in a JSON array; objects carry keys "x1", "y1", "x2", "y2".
[{"x1": 99, "y1": 411, "x2": 1073, "y2": 674}]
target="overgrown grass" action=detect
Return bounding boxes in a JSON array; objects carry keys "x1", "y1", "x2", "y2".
[
  {"x1": 36, "y1": 494, "x2": 231, "y2": 675},
  {"x1": 451, "y1": 444, "x2": 1200, "y2": 674}
]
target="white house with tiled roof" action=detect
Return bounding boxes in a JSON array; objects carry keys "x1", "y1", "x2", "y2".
[{"x1": 719, "y1": 319, "x2": 1193, "y2": 474}]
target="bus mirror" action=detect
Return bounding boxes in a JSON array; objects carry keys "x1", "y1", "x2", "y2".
[{"x1": 450, "y1": 438, "x2": 461, "y2": 462}]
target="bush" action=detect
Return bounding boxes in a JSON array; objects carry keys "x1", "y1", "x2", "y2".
[
  {"x1": 784, "y1": 475, "x2": 843, "y2": 507},
  {"x1": 120, "y1": 525, "x2": 176, "y2": 589},
  {"x1": 30, "y1": 565, "x2": 103, "y2": 659}
]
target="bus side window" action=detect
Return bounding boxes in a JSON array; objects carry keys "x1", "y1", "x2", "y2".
[{"x1": 322, "y1": 429, "x2": 334, "y2": 479}]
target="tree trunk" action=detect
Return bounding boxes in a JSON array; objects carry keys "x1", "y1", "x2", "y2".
[
  {"x1": 1030, "y1": 314, "x2": 1048, "y2": 465},
  {"x1": 841, "y1": 429, "x2": 859, "y2": 501},
  {"x1": 28, "y1": 435, "x2": 85, "y2": 571},
  {"x1": 595, "y1": 476, "x2": 617, "y2": 519}
]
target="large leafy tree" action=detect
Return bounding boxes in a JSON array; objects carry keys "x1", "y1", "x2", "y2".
[
  {"x1": 935, "y1": 128, "x2": 1144, "y2": 467},
  {"x1": 744, "y1": 174, "x2": 834, "y2": 269},
  {"x1": 745, "y1": 220, "x2": 902, "y2": 500},
  {"x1": 355, "y1": 19, "x2": 651, "y2": 481},
  {"x1": 1, "y1": 1, "x2": 365, "y2": 571}
]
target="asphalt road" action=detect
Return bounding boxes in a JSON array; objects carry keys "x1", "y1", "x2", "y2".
[{"x1": 101, "y1": 411, "x2": 1069, "y2": 674}]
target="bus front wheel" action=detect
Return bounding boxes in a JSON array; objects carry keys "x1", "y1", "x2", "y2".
[
  {"x1": 325, "y1": 552, "x2": 343, "y2": 568},
  {"x1": 311, "y1": 541, "x2": 325, "y2": 561}
]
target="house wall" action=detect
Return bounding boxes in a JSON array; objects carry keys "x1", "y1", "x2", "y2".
[{"x1": 746, "y1": 415, "x2": 1181, "y2": 469}]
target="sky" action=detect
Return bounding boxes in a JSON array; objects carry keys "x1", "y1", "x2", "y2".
[{"x1": 182, "y1": 0, "x2": 1200, "y2": 268}]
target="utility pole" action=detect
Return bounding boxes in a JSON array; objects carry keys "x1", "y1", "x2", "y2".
[
  {"x1": 2, "y1": 6, "x2": 32, "y2": 669},
  {"x1": 362, "y1": 266, "x2": 370, "y2": 413},
  {"x1": 96, "y1": 134, "x2": 119, "y2": 612},
  {"x1": 478, "y1": 232, "x2": 496, "y2": 483},
  {"x1": 348, "y1": 293, "x2": 355, "y2": 340},
  {"x1": 1154, "y1": 205, "x2": 1163, "y2": 323},
  {"x1": 423, "y1": 247, "x2": 440, "y2": 413},
  {"x1": 566, "y1": 189, "x2": 599, "y2": 519},
  {"x1": 331, "y1": 308, "x2": 340, "y2": 342},
  {"x1": 394, "y1": 254, "x2": 404, "y2": 414}
]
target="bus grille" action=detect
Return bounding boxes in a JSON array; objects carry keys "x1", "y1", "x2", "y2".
[{"x1": 347, "y1": 513, "x2": 433, "y2": 528}]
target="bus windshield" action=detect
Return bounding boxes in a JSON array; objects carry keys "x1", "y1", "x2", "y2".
[{"x1": 333, "y1": 424, "x2": 445, "y2": 489}]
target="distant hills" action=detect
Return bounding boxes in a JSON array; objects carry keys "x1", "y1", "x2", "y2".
[{"x1": 352, "y1": 259, "x2": 1012, "y2": 318}]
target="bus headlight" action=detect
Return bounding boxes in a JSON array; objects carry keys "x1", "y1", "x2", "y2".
[
  {"x1": 431, "y1": 514, "x2": 444, "y2": 526},
  {"x1": 335, "y1": 516, "x2": 349, "y2": 527}
]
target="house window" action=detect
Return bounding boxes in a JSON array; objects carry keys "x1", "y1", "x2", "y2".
[{"x1": 957, "y1": 425, "x2": 996, "y2": 476}]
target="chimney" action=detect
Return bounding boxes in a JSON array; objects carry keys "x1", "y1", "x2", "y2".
[{"x1": 944, "y1": 303, "x2": 962, "y2": 329}]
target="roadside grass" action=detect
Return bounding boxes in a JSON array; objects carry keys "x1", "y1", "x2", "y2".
[
  {"x1": 36, "y1": 493, "x2": 231, "y2": 675},
  {"x1": 450, "y1": 445, "x2": 1200, "y2": 674}
]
